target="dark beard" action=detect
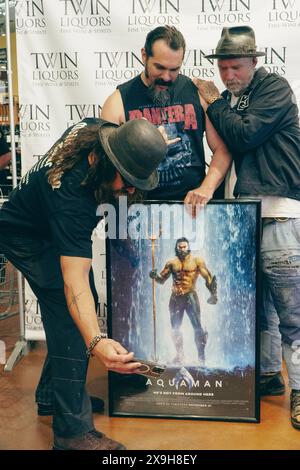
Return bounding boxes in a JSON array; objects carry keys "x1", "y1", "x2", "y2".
[
  {"x1": 176, "y1": 249, "x2": 190, "y2": 260},
  {"x1": 95, "y1": 182, "x2": 144, "y2": 206},
  {"x1": 113, "y1": 189, "x2": 144, "y2": 205}
]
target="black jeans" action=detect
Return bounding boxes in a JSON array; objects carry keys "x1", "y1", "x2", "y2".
[{"x1": 0, "y1": 232, "x2": 97, "y2": 438}]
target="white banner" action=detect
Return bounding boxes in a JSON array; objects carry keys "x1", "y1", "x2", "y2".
[{"x1": 15, "y1": 0, "x2": 300, "y2": 339}]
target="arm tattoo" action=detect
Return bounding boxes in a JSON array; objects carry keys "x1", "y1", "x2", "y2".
[{"x1": 68, "y1": 289, "x2": 86, "y2": 320}]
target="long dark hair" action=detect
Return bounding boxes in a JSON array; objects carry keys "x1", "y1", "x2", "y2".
[
  {"x1": 47, "y1": 123, "x2": 143, "y2": 204},
  {"x1": 175, "y1": 237, "x2": 190, "y2": 256}
]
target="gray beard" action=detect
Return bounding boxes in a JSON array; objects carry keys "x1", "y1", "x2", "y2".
[{"x1": 147, "y1": 85, "x2": 172, "y2": 107}]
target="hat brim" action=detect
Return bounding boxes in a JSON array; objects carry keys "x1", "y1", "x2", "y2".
[
  {"x1": 98, "y1": 121, "x2": 159, "y2": 191},
  {"x1": 205, "y1": 51, "x2": 266, "y2": 59}
]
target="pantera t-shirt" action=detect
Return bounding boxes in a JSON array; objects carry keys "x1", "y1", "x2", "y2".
[{"x1": 118, "y1": 74, "x2": 206, "y2": 201}]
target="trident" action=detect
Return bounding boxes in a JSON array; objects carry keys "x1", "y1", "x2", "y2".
[{"x1": 147, "y1": 217, "x2": 162, "y2": 361}]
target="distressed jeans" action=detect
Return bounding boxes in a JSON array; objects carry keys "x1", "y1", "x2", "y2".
[{"x1": 261, "y1": 219, "x2": 300, "y2": 390}]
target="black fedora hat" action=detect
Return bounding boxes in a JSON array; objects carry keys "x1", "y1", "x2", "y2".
[
  {"x1": 98, "y1": 119, "x2": 166, "y2": 191},
  {"x1": 205, "y1": 26, "x2": 266, "y2": 59}
]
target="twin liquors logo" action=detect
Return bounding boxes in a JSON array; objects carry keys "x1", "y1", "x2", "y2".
[
  {"x1": 15, "y1": 0, "x2": 46, "y2": 34},
  {"x1": 59, "y1": 0, "x2": 111, "y2": 34},
  {"x1": 16, "y1": 0, "x2": 112, "y2": 34},
  {"x1": 197, "y1": 0, "x2": 251, "y2": 29},
  {"x1": 65, "y1": 103, "x2": 102, "y2": 127},
  {"x1": 30, "y1": 51, "x2": 79, "y2": 86},
  {"x1": 94, "y1": 50, "x2": 143, "y2": 86},
  {"x1": 263, "y1": 46, "x2": 287, "y2": 75},
  {"x1": 19, "y1": 104, "x2": 51, "y2": 137},
  {"x1": 268, "y1": 0, "x2": 300, "y2": 28},
  {"x1": 181, "y1": 49, "x2": 216, "y2": 80},
  {"x1": 20, "y1": 102, "x2": 103, "y2": 133},
  {"x1": 128, "y1": 0, "x2": 180, "y2": 32}
]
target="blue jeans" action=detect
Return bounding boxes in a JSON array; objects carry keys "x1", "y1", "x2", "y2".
[{"x1": 261, "y1": 219, "x2": 300, "y2": 390}]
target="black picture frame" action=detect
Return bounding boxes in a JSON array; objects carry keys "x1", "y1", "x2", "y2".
[{"x1": 107, "y1": 199, "x2": 261, "y2": 423}]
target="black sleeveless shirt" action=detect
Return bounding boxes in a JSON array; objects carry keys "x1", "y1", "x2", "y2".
[{"x1": 117, "y1": 74, "x2": 206, "y2": 201}]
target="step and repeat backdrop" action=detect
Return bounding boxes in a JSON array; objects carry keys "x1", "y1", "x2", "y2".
[{"x1": 15, "y1": 0, "x2": 300, "y2": 339}]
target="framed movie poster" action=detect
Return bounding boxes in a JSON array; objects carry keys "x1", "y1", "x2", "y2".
[{"x1": 106, "y1": 200, "x2": 261, "y2": 423}]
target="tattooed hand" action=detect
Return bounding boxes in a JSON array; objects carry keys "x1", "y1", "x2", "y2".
[{"x1": 193, "y1": 78, "x2": 222, "y2": 105}]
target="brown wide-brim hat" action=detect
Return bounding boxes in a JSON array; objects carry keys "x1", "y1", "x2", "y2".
[
  {"x1": 98, "y1": 119, "x2": 167, "y2": 191},
  {"x1": 205, "y1": 26, "x2": 266, "y2": 59}
]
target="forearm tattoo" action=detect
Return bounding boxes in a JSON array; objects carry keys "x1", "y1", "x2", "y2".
[{"x1": 68, "y1": 289, "x2": 86, "y2": 320}]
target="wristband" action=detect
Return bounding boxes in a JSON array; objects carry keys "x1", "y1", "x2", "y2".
[{"x1": 86, "y1": 333, "x2": 108, "y2": 358}]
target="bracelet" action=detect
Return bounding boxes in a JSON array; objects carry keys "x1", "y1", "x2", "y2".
[
  {"x1": 86, "y1": 333, "x2": 108, "y2": 358},
  {"x1": 208, "y1": 95, "x2": 222, "y2": 105}
]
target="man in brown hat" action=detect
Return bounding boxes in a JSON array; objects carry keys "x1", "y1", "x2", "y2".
[
  {"x1": 0, "y1": 117, "x2": 167, "y2": 449},
  {"x1": 194, "y1": 25, "x2": 300, "y2": 430}
]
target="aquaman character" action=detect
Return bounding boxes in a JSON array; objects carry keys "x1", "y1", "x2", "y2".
[{"x1": 150, "y1": 237, "x2": 217, "y2": 365}]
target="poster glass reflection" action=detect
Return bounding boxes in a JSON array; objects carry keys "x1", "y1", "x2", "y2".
[{"x1": 107, "y1": 200, "x2": 260, "y2": 422}]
